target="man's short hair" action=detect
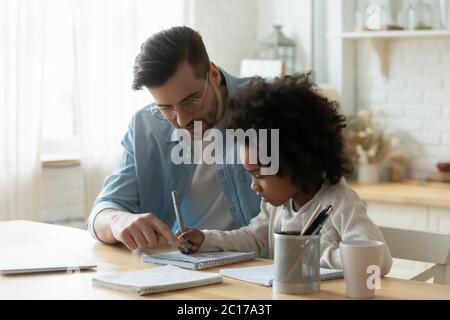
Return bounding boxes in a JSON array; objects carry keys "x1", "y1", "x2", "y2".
[{"x1": 132, "y1": 26, "x2": 210, "y2": 90}]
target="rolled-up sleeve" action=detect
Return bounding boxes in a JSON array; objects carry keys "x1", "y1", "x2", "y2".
[
  {"x1": 199, "y1": 201, "x2": 271, "y2": 258},
  {"x1": 86, "y1": 118, "x2": 140, "y2": 240}
]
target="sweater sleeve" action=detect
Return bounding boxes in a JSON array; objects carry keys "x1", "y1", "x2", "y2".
[
  {"x1": 319, "y1": 196, "x2": 393, "y2": 276},
  {"x1": 198, "y1": 201, "x2": 272, "y2": 258}
]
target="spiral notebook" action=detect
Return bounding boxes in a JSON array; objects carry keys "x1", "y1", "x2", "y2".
[
  {"x1": 220, "y1": 264, "x2": 343, "y2": 286},
  {"x1": 141, "y1": 251, "x2": 256, "y2": 270},
  {"x1": 92, "y1": 265, "x2": 223, "y2": 295}
]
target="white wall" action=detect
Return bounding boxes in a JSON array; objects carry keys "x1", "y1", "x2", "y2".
[
  {"x1": 257, "y1": 0, "x2": 313, "y2": 72},
  {"x1": 185, "y1": 0, "x2": 259, "y2": 76},
  {"x1": 355, "y1": 39, "x2": 450, "y2": 179},
  {"x1": 185, "y1": 0, "x2": 313, "y2": 76},
  {"x1": 321, "y1": 0, "x2": 450, "y2": 178}
]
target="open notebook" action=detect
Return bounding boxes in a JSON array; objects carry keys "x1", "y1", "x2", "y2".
[
  {"x1": 220, "y1": 264, "x2": 343, "y2": 286},
  {"x1": 92, "y1": 265, "x2": 222, "y2": 295},
  {"x1": 141, "y1": 251, "x2": 256, "y2": 270}
]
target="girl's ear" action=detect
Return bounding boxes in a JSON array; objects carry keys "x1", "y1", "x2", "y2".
[{"x1": 209, "y1": 62, "x2": 222, "y2": 88}]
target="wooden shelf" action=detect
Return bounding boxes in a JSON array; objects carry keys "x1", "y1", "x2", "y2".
[
  {"x1": 328, "y1": 30, "x2": 450, "y2": 39},
  {"x1": 41, "y1": 153, "x2": 81, "y2": 168},
  {"x1": 328, "y1": 30, "x2": 450, "y2": 79}
]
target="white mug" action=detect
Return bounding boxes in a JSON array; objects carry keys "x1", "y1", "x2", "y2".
[{"x1": 339, "y1": 240, "x2": 384, "y2": 299}]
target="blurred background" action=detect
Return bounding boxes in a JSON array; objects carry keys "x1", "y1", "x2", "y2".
[{"x1": 1, "y1": 0, "x2": 450, "y2": 279}]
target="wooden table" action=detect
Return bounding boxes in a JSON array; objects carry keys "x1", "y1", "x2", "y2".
[{"x1": 0, "y1": 221, "x2": 449, "y2": 300}]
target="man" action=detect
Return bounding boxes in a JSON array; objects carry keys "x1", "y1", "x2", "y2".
[{"x1": 87, "y1": 26, "x2": 261, "y2": 250}]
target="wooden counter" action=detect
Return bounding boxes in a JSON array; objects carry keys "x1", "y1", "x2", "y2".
[{"x1": 350, "y1": 180, "x2": 450, "y2": 209}]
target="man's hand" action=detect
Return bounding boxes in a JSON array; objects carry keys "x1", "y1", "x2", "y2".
[
  {"x1": 96, "y1": 211, "x2": 182, "y2": 250},
  {"x1": 175, "y1": 228, "x2": 205, "y2": 253}
]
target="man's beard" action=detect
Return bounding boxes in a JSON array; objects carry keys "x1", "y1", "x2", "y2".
[{"x1": 189, "y1": 85, "x2": 224, "y2": 132}]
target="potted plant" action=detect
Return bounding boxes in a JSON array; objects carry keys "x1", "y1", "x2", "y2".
[{"x1": 344, "y1": 110, "x2": 409, "y2": 184}]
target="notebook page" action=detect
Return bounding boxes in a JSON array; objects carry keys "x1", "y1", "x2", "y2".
[
  {"x1": 220, "y1": 264, "x2": 343, "y2": 286},
  {"x1": 319, "y1": 268, "x2": 344, "y2": 280},
  {"x1": 220, "y1": 264, "x2": 273, "y2": 286},
  {"x1": 93, "y1": 265, "x2": 221, "y2": 288},
  {"x1": 146, "y1": 251, "x2": 253, "y2": 264}
]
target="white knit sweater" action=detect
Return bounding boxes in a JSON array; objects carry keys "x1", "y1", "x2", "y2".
[{"x1": 199, "y1": 178, "x2": 393, "y2": 275}]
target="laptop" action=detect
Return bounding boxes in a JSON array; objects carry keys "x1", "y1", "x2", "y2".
[{"x1": 0, "y1": 244, "x2": 97, "y2": 275}]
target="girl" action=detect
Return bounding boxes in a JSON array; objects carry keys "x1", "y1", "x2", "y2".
[{"x1": 176, "y1": 73, "x2": 392, "y2": 274}]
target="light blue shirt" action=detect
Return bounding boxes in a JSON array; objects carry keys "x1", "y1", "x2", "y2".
[{"x1": 87, "y1": 68, "x2": 261, "y2": 239}]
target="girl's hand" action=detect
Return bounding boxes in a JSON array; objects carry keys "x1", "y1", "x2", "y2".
[{"x1": 175, "y1": 228, "x2": 205, "y2": 253}]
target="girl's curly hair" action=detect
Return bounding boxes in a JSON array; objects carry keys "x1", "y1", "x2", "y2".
[{"x1": 227, "y1": 72, "x2": 351, "y2": 193}]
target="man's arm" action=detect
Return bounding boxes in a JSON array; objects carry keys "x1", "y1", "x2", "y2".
[
  {"x1": 87, "y1": 114, "x2": 180, "y2": 249},
  {"x1": 92, "y1": 209, "x2": 124, "y2": 244}
]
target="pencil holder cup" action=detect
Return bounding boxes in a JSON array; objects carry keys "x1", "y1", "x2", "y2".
[{"x1": 273, "y1": 232, "x2": 321, "y2": 295}]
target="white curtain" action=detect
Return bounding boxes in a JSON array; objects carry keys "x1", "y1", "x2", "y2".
[
  {"x1": 75, "y1": 0, "x2": 184, "y2": 215},
  {"x1": 0, "y1": 0, "x2": 46, "y2": 221}
]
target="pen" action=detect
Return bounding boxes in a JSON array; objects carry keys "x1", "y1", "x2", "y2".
[
  {"x1": 310, "y1": 206, "x2": 334, "y2": 235},
  {"x1": 301, "y1": 203, "x2": 322, "y2": 235},
  {"x1": 171, "y1": 190, "x2": 189, "y2": 254},
  {"x1": 302, "y1": 205, "x2": 333, "y2": 236}
]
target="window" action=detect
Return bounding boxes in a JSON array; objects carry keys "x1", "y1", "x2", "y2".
[
  {"x1": 41, "y1": 0, "x2": 80, "y2": 161},
  {"x1": 40, "y1": 0, "x2": 184, "y2": 162}
]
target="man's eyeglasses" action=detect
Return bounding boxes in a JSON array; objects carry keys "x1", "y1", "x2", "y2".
[{"x1": 149, "y1": 73, "x2": 209, "y2": 120}]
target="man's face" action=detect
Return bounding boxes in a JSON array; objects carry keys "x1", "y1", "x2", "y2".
[{"x1": 147, "y1": 60, "x2": 222, "y2": 135}]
